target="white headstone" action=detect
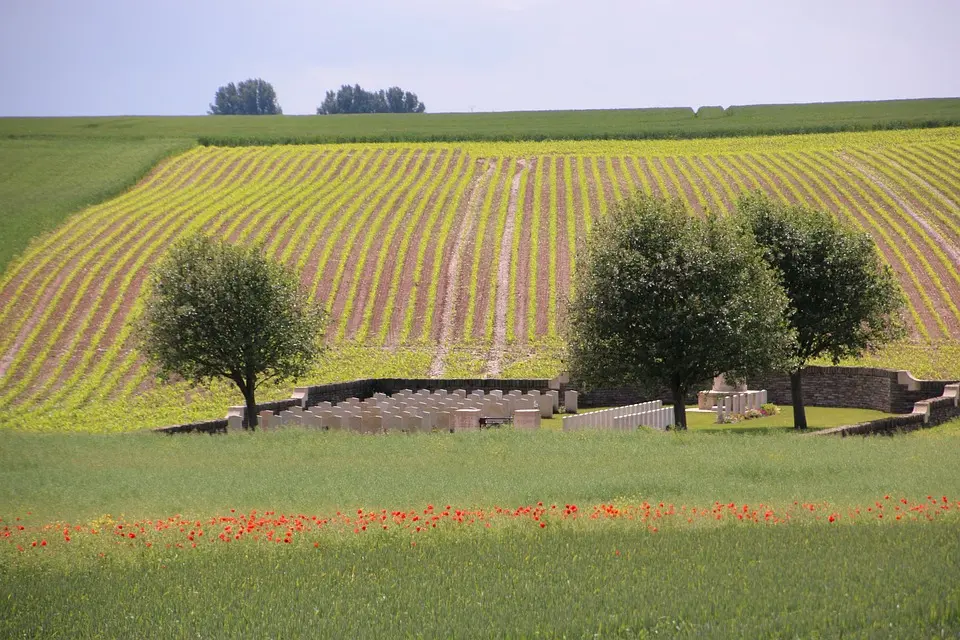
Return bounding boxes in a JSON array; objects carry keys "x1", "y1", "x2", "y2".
[{"x1": 564, "y1": 390, "x2": 578, "y2": 413}]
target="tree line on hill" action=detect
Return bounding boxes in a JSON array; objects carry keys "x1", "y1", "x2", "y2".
[{"x1": 208, "y1": 79, "x2": 425, "y2": 116}]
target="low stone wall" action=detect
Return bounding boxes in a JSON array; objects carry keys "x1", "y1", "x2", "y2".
[
  {"x1": 575, "y1": 386, "x2": 702, "y2": 408},
  {"x1": 156, "y1": 418, "x2": 228, "y2": 435},
  {"x1": 813, "y1": 381, "x2": 960, "y2": 437},
  {"x1": 750, "y1": 366, "x2": 955, "y2": 414},
  {"x1": 301, "y1": 378, "x2": 550, "y2": 407}
]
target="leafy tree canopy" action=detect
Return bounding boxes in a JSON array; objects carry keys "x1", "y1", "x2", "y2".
[
  {"x1": 209, "y1": 78, "x2": 282, "y2": 115},
  {"x1": 739, "y1": 192, "x2": 906, "y2": 428},
  {"x1": 137, "y1": 235, "x2": 325, "y2": 428},
  {"x1": 567, "y1": 194, "x2": 796, "y2": 429},
  {"x1": 316, "y1": 84, "x2": 426, "y2": 115}
]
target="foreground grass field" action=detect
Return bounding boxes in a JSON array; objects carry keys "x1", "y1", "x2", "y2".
[{"x1": 2, "y1": 423, "x2": 959, "y2": 636}]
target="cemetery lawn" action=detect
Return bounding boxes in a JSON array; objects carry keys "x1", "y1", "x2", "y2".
[{"x1": 2, "y1": 424, "x2": 959, "y2": 636}]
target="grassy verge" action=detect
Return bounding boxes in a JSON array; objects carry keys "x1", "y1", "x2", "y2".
[
  {"x1": 2, "y1": 423, "x2": 960, "y2": 636},
  {"x1": 2, "y1": 425, "x2": 959, "y2": 522},
  {"x1": 0, "y1": 138, "x2": 194, "y2": 273}
]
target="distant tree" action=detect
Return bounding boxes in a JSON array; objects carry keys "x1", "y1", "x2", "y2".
[
  {"x1": 316, "y1": 84, "x2": 425, "y2": 115},
  {"x1": 567, "y1": 194, "x2": 796, "y2": 429},
  {"x1": 739, "y1": 192, "x2": 906, "y2": 429},
  {"x1": 209, "y1": 78, "x2": 282, "y2": 115},
  {"x1": 138, "y1": 235, "x2": 325, "y2": 429}
]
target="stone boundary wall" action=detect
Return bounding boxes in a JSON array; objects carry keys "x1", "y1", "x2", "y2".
[
  {"x1": 301, "y1": 378, "x2": 549, "y2": 407},
  {"x1": 575, "y1": 386, "x2": 701, "y2": 408},
  {"x1": 154, "y1": 398, "x2": 300, "y2": 435},
  {"x1": 814, "y1": 382, "x2": 960, "y2": 437},
  {"x1": 750, "y1": 366, "x2": 955, "y2": 414}
]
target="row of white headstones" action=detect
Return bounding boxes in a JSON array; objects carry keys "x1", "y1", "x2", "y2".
[
  {"x1": 712, "y1": 390, "x2": 768, "y2": 422},
  {"x1": 561, "y1": 401, "x2": 675, "y2": 431},
  {"x1": 227, "y1": 388, "x2": 583, "y2": 433}
]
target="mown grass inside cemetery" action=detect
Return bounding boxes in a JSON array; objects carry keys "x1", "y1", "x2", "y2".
[{"x1": 3, "y1": 422, "x2": 960, "y2": 636}]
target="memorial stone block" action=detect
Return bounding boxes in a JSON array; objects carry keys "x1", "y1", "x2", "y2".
[
  {"x1": 453, "y1": 408, "x2": 480, "y2": 432},
  {"x1": 514, "y1": 409, "x2": 541, "y2": 430}
]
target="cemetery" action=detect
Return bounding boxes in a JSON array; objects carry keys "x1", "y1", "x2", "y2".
[
  {"x1": 156, "y1": 365, "x2": 960, "y2": 436},
  {"x1": 225, "y1": 387, "x2": 564, "y2": 434}
]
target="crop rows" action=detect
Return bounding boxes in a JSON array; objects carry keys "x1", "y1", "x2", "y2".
[{"x1": 1, "y1": 130, "x2": 959, "y2": 415}]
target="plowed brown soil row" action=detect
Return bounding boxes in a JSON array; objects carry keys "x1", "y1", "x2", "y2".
[
  {"x1": 8, "y1": 149, "x2": 281, "y2": 403},
  {"x1": 5, "y1": 136, "x2": 960, "y2": 407}
]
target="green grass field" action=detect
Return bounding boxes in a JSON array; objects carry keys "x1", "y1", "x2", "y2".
[
  {"x1": 0, "y1": 137, "x2": 193, "y2": 272},
  {"x1": 3, "y1": 97, "x2": 959, "y2": 145},
  {"x1": 4, "y1": 102, "x2": 960, "y2": 636},
  {"x1": 2, "y1": 421, "x2": 959, "y2": 636}
]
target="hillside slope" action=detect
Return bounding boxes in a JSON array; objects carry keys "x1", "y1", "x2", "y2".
[{"x1": 1, "y1": 128, "x2": 959, "y2": 431}]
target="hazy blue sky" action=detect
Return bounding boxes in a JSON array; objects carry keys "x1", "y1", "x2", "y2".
[{"x1": 1, "y1": 0, "x2": 958, "y2": 116}]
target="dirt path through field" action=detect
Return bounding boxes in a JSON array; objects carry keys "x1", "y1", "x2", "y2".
[
  {"x1": 838, "y1": 152, "x2": 960, "y2": 268},
  {"x1": 867, "y1": 153, "x2": 960, "y2": 244},
  {"x1": 485, "y1": 159, "x2": 527, "y2": 376},
  {"x1": 428, "y1": 160, "x2": 496, "y2": 377}
]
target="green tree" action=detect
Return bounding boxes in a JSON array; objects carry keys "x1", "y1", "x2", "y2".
[
  {"x1": 739, "y1": 192, "x2": 906, "y2": 429},
  {"x1": 138, "y1": 235, "x2": 325, "y2": 429},
  {"x1": 567, "y1": 194, "x2": 796, "y2": 429},
  {"x1": 209, "y1": 78, "x2": 282, "y2": 115},
  {"x1": 316, "y1": 84, "x2": 425, "y2": 114}
]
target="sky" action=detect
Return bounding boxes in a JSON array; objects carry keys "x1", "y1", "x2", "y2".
[{"x1": 1, "y1": 0, "x2": 958, "y2": 117}]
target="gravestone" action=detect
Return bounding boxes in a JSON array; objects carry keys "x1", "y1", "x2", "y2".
[
  {"x1": 302, "y1": 411, "x2": 321, "y2": 429},
  {"x1": 536, "y1": 394, "x2": 553, "y2": 419},
  {"x1": 547, "y1": 390, "x2": 559, "y2": 413},
  {"x1": 453, "y1": 408, "x2": 480, "y2": 432},
  {"x1": 564, "y1": 390, "x2": 578, "y2": 413},
  {"x1": 362, "y1": 415, "x2": 383, "y2": 435},
  {"x1": 227, "y1": 415, "x2": 243, "y2": 432},
  {"x1": 258, "y1": 410, "x2": 274, "y2": 431}
]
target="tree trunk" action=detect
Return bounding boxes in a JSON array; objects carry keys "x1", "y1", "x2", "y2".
[
  {"x1": 790, "y1": 369, "x2": 807, "y2": 430},
  {"x1": 671, "y1": 384, "x2": 687, "y2": 430},
  {"x1": 243, "y1": 385, "x2": 259, "y2": 430}
]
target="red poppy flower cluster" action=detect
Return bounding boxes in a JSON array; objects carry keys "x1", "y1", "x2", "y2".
[{"x1": 2, "y1": 495, "x2": 956, "y2": 553}]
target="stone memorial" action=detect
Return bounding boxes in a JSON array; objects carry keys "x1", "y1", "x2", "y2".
[
  {"x1": 453, "y1": 408, "x2": 481, "y2": 432},
  {"x1": 514, "y1": 409, "x2": 541, "y2": 430}
]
